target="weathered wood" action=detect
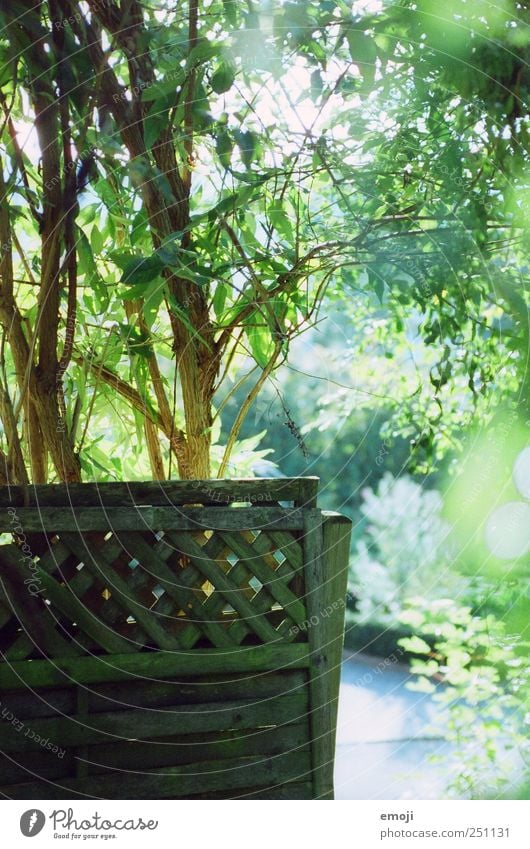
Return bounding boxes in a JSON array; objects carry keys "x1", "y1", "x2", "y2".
[
  {"x1": 169, "y1": 532, "x2": 282, "y2": 644},
  {"x1": 59, "y1": 533, "x2": 177, "y2": 651},
  {"x1": 0, "y1": 479, "x2": 352, "y2": 800},
  {"x1": 16, "y1": 561, "x2": 137, "y2": 656},
  {"x1": 0, "y1": 686, "x2": 76, "y2": 719},
  {"x1": 296, "y1": 478, "x2": 319, "y2": 509},
  {"x1": 0, "y1": 644, "x2": 311, "y2": 689},
  {"x1": 0, "y1": 545, "x2": 81, "y2": 659},
  {"x1": 304, "y1": 511, "x2": 352, "y2": 800},
  {"x1": 321, "y1": 512, "x2": 353, "y2": 722},
  {"x1": 218, "y1": 530, "x2": 307, "y2": 626},
  {"x1": 0, "y1": 750, "x2": 72, "y2": 784},
  {"x1": 88, "y1": 670, "x2": 308, "y2": 712},
  {"x1": 77, "y1": 723, "x2": 310, "y2": 774},
  {"x1": 0, "y1": 670, "x2": 307, "y2": 721},
  {"x1": 151, "y1": 781, "x2": 313, "y2": 800},
  {"x1": 0, "y1": 506, "x2": 306, "y2": 532},
  {"x1": 0, "y1": 478, "x2": 319, "y2": 508},
  {"x1": 268, "y1": 530, "x2": 304, "y2": 570},
  {"x1": 2, "y1": 750, "x2": 312, "y2": 799},
  {"x1": 75, "y1": 686, "x2": 89, "y2": 780},
  {"x1": 0, "y1": 723, "x2": 309, "y2": 783},
  {"x1": 112, "y1": 531, "x2": 235, "y2": 648},
  {"x1": 303, "y1": 509, "x2": 329, "y2": 799},
  {"x1": 225, "y1": 781, "x2": 313, "y2": 800},
  {"x1": 0, "y1": 693, "x2": 308, "y2": 751}
]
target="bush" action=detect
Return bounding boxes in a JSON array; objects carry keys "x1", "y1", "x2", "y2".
[
  {"x1": 399, "y1": 597, "x2": 530, "y2": 798},
  {"x1": 349, "y1": 473, "x2": 461, "y2": 625}
]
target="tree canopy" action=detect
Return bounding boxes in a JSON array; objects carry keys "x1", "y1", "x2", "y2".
[{"x1": 0, "y1": 0, "x2": 528, "y2": 483}]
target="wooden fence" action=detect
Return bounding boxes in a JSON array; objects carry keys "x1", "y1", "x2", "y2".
[{"x1": 0, "y1": 478, "x2": 351, "y2": 799}]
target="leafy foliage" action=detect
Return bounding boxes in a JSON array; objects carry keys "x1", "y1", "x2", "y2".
[
  {"x1": 348, "y1": 473, "x2": 459, "y2": 625},
  {"x1": 399, "y1": 597, "x2": 530, "y2": 798},
  {"x1": 0, "y1": 0, "x2": 528, "y2": 483}
]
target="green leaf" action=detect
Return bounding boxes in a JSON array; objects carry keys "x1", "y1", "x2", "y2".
[
  {"x1": 310, "y1": 69, "x2": 324, "y2": 101},
  {"x1": 140, "y1": 71, "x2": 186, "y2": 102},
  {"x1": 212, "y1": 281, "x2": 228, "y2": 318},
  {"x1": 245, "y1": 317, "x2": 275, "y2": 368},
  {"x1": 144, "y1": 114, "x2": 167, "y2": 149},
  {"x1": 398, "y1": 636, "x2": 432, "y2": 655},
  {"x1": 222, "y1": 0, "x2": 237, "y2": 26},
  {"x1": 216, "y1": 129, "x2": 234, "y2": 169},
  {"x1": 166, "y1": 291, "x2": 212, "y2": 351},
  {"x1": 205, "y1": 185, "x2": 257, "y2": 223},
  {"x1": 406, "y1": 676, "x2": 436, "y2": 694},
  {"x1": 120, "y1": 255, "x2": 165, "y2": 286},
  {"x1": 118, "y1": 324, "x2": 153, "y2": 359},
  {"x1": 345, "y1": 27, "x2": 377, "y2": 87},
  {"x1": 131, "y1": 209, "x2": 149, "y2": 246},
  {"x1": 187, "y1": 40, "x2": 219, "y2": 68},
  {"x1": 172, "y1": 265, "x2": 211, "y2": 287},
  {"x1": 234, "y1": 129, "x2": 257, "y2": 169},
  {"x1": 76, "y1": 229, "x2": 108, "y2": 311},
  {"x1": 90, "y1": 224, "x2": 104, "y2": 255},
  {"x1": 268, "y1": 198, "x2": 294, "y2": 242},
  {"x1": 143, "y1": 281, "x2": 165, "y2": 330},
  {"x1": 211, "y1": 61, "x2": 236, "y2": 94}
]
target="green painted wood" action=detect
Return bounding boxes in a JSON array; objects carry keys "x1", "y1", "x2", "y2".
[
  {"x1": 59, "y1": 533, "x2": 177, "y2": 651},
  {"x1": 321, "y1": 511, "x2": 352, "y2": 762},
  {"x1": 0, "y1": 480, "x2": 355, "y2": 801},
  {"x1": 268, "y1": 531, "x2": 304, "y2": 570},
  {"x1": 224, "y1": 782, "x2": 313, "y2": 800},
  {"x1": 112, "y1": 531, "x2": 235, "y2": 648},
  {"x1": 2, "y1": 632, "x2": 38, "y2": 662},
  {"x1": 1, "y1": 750, "x2": 312, "y2": 799},
  {"x1": 304, "y1": 511, "x2": 352, "y2": 800},
  {"x1": 0, "y1": 750, "x2": 72, "y2": 784},
  {"x1": 217, "y1": 531, "x2": 307, "y2": 626},
  {"x1": 87, "y1": 669, "x2": 308, "y2": 712},
  {"x1": 72, "y1": 723, "x2": 310, "y2": 774},
  {"x1": 0, "y1": 506, "x2": 305, "y2": 533},
  {"x1": 75, "y1": 687, "x2": 89, "y2": 780},
  {"x1": 0, "y1": 686, "x2": 76, "y2": 719},
  {"x1": 15, "y1": 561, "x2": 136, "y2": 656},
  {"x1": 303, "y1": 509, "x2": 329, "y2": 799},
  {"x1": 0, "y1": 644, "x2": 311, "y2": 689},
  {"x1": 161, "y1": 532, "x2": 250, "y2": 648},
  {"x1": 0, "y1": 545, "x2": 82, "y2": 659},
  {"x1": 154, "y1": 782, "x2": 313, "y2": 800},
  {"x1": 296, "y1": 478, "x2": 319, "y2": 509},
  {"x1": 0, "y1": 478, "x2": 319, "y2": 508},
  {"x1": 0, "y1": 693, "x2": 308, "y2": 751},
  {"x1": 0, "y1": 549, "x2": 137, "y2": 658},
  {"x1": 169, "y1": 532, "x2": 281, "y2": 644}
]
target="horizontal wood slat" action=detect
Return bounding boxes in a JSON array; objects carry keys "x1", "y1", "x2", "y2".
[
  {"x1": 0, "y1": 693, "x2": 308, "y2": 751},
  {"x1": 0, "y1": 722, "x2": 310, "y2": 784},
  {"x1": 0, "y1": 481, "x2": 351, "y2": 800},
  {"x1": 0, "y1": 506, "x2": 306, "y2": 532},
  {"x1": 0, "y1": 670, "x2": 307, "y2": 719},
  {"x1": 0, "y1": 645, "x2": 311, "y2": 689},
  {"x1": 0, "y1": 478, "x2": 319, "y2": 508},
  {"x1": 1, "y1": 750, "x2": 312, "y2": 799}
]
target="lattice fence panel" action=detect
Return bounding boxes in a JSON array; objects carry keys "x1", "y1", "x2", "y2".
[{"x1": 0, "y1": 527, "x2": 306, "y2": 659}]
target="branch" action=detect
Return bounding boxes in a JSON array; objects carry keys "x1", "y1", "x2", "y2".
[
  {"x1": 217, "y1": 342, "x2": 283, "y2": 478},
  {"x1": 183, "y1": 0, "x2": 199, "y2": 195},
  {"x1": 73, "y1": 355, "x2": 187, "y2": 457}
]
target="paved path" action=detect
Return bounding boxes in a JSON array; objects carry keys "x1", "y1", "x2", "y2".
[{"x1": 334, "y1": 651, "x2": 456, "y2": 799}]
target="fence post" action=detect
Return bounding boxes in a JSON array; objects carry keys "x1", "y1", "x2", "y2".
[{"x1": 305, "y1": 510, "x2": 352, "y2": 799}]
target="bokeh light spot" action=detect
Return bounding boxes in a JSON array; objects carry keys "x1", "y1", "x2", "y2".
[{"x1": 485, "y1": 501, "x2": 530, "y2": 560}]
